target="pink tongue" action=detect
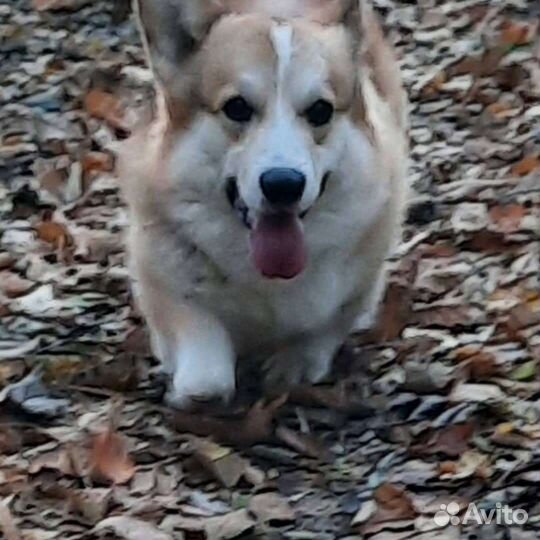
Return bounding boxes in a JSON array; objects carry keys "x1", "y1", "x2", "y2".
[{"x1": 250, "y1": 213, "x2": 307, "y2": 279}]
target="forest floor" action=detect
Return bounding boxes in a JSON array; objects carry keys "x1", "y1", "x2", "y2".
[{"x1": 1, "y1": 0, "x2": 540, "y2": 539}]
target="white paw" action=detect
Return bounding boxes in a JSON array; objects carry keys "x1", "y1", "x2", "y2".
[
  {"x1": 151, "y1": 313, "x2": 237, "y2": 410},
  {"x1": 166, "y1": 361, "x2": 236, "y2": 410}
]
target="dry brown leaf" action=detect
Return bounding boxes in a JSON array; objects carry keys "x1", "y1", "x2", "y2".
[
  {"x1": 275, "y1": 426, "x2": 331, "y2": 460},
  {"x1": 84, "y1": 89, "x2": 127, "y2": 131},
  {"x1": 96, "y1": 516, "x2": 172, "y2": 540},
  {"x1": 448, "y1": 46, "x2": 507, "y2": 80},
  {"x1": 412, "y1": 423, "x2": 476, "y2": 458},
  {"x1": 364, "y1": 483, "x2": 416, "y2": 531},
  {"x1": 465, "y1": 352, "x2": 500, "y2": 381},
  {"x1": 371, "y1": 283, "x2": 414, "y2": 341},
  {"x1": 489, "y1": 204, "x2": 527, "y2": 233},
  {"x1": 33, "y1": 0, "x2": 91, "y2": 10},
  {"x1": 205, "y1": 509, "x2": 255, "y2": 540},
  {"x1": 511, "y1": 155, "x2": 540, "y2": 177},
  {"x1": 68, "y1": 488, "x2": 112, "y2": 524},
  {"x1": 485, "y1": 102, "x2": 513, "y2": 119},
  {"x1": 0, "y1": 501, "x2": 22, "y2": 540},
  {"x1": 171, "y1": 394, "x2": 287, "y2": 446},
  {"x1": 29, "y1": 448, "x2": 77, "y2": 476},
  {"x1": 193, "y1": 440, "x2": 248, "y2": 488},
  {"x1": 0, "y1": 428, "x2": 23, "y2": 454},
  {"x1": 90, "y1": 429, "x2": 135, "y2": 485},
  {"x1": 289, "y1": 383, "x2": 373, "y2": 417},
  {"x1": 249, "y1": 492, "x2": 295, "y2": 524},
  {"x1": 430, "y1": 424, "x2": 476, "y2": 457},
  {"x1": 0, "y1": 254, "x2": 15, "y2": 271},
  {"x1": 438, "y1": 461, "x2": 457, "y2": 475},
  {"x1": 0, "y1": 272, "x2": 34, "y2": 299},
  {"x1": 500, "y1": 20, "x2": 539, "y2": 46},
  {"x1": 421, "y1": 72, "x2": 447, "y2": 98},
  {"x1": 82, "y1": 152, "x2": 115, "y2": 175},
  {"x1": 504, "y1": 304, "x2": 540, "y2": 342},
  {"x1": 36, "y1": 221, "x2": 72, "y2": 250},
  {"x1": 412, "y1": 305, "x2": 473, "y2": 329}
]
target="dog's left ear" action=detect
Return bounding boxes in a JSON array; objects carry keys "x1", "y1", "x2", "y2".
[
  {"x1": 340, "y1": 0, "x2": 407, "y2": 128},
  {"x1": 134, "y1": 0, "x2": 224, "y2": 86}
]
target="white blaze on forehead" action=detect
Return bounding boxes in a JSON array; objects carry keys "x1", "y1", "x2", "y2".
[{"x1": 270, "y1": 23, "x2": 293, "y2": 90}]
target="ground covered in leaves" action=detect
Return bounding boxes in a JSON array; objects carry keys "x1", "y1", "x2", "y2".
[{"x1": 1, "y1": 0, "x2": 540, "y2": 539}]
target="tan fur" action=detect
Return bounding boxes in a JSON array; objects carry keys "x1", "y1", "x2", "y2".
[{"x1": 122, "y1": 0, "x2": 409, "y2": 408}]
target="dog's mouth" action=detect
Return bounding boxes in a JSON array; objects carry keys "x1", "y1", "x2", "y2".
[{"x1": 226, "y1": 173, "x2": 330, "y2": 280}]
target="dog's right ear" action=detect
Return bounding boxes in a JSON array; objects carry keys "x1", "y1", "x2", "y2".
[{"x1": 134, "y1": 0, "x2": 223, "y2": 85}]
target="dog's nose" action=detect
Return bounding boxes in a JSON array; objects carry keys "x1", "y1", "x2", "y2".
[{"x1": 260, "y1": 168, "x2": 306, "y2": 206}]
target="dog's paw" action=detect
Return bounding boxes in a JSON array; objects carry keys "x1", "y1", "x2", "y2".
[
  {"x1": 263, "y1": 346, "x2": 332, "y2": 393},
  {"x1": 166, "y1": 359, "x2": 236, "y2": 410}
]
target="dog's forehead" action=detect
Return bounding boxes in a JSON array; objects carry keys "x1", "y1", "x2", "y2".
[
  {"x1": 201, "y1": 15, "x2": 353, "y2": 108},
  {"x1": 224, "y1": 0, "x2": 348, "y2": 24}
]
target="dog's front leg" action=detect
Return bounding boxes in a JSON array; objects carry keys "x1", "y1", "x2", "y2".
[
  {"x1": 140, "y1": 287, "x2": 236, "y2": 409},
  {"x1": 263, "y1": 293, "x2": 376, "y2": 392},
  {"x1": 263, "y1": 330, "x2": 344, "y2": 391}
]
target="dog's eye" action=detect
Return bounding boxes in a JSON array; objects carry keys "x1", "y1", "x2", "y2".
[
  {"x1": 222, "y1": 96, "x2": 254, "y2": 123},
  {"x1": 305, "y1": 99, "x2": 334, "y2": 127}
]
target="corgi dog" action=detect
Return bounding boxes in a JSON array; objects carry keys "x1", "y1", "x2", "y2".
[{"x1": 121, "y1": 0, "x2": 408, "y2": 409}]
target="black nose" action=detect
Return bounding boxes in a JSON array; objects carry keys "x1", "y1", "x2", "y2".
[{"x1": 260, "y1": 168, "x2": 306, "y2": 206}]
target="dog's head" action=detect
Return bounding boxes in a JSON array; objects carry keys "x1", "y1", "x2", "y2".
[{"x1": 133, "y1": 0, "x2": 405, "y2": 280}]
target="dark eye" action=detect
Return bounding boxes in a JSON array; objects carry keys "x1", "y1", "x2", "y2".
[
  {"x1": 305, "y1": 99, "x2": 334, "y2": 127},
  {"x1": 222, "y1": 96, "x2": 254, "y2": 123}
]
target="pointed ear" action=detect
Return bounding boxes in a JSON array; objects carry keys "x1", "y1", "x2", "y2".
[
  {"x1": 133, "y1": 0, "x2": 223, "y2": 85},
  {"x1": 342, "y1": 0, "x2": 407, "y2": 128}
]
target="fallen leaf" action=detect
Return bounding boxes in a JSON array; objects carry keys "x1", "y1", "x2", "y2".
[
  {"x1": 29, "y1": 447, "x2": 77, "y2": 476},
  {"x1": 0, "y1": 254, "x2": 15, "y2": 271},
  {"x1": 84, "y1": 89, "x2": 128, "y2": 131},
  {"x1": 485, "y1": 102, "x2": 513, "y2": 119},
  {"x1": 171, "y1": 394, "x2": 287, "y2": 446},
  {"x1": 0, "y1": 271, "x2": 34, "y2": 299},
  {"x1": 461, "y1": 230, "x2": 511, "y2": 253},
  {"x1": 39, "y1": 168, "x2": 68, "y2": 201},
  {"x1": 95, "y1": 516, "x2": 172, "y2": 540},
  {"x1": 81, "y1": 151, "x2": 115, "y2": 176},
  {"x1": 466, "y1": 353, "x2": 500, "y2": 381},
  {"x1": 489, "y1": 204, "x2": 527, "y2": 233},
  {"x1": 249, "y1": 492, "x2": 295, "y2": 524},
  {"x1": 193, "y1": 440, "x2": 249, "y2": 488},
  {"x1": 33, "y1": 0, "x2": 91, "y2": 11},
  {"x1": 0, "y1": 501, "x2": 21, "y2": 540},
  {"x1": 289, "y1": 383, "x2": 374, "y2": 417},
  {"x1": 0, "y1": 371, "x2": 70, "y2": 418},
  {"x1": 448, "y1": 46, "x2": 507, "y2": 80},
  {"x1": 205, "y1": 509, "x2": 255, "y2": 540},
  {"x1": 275, "y1": 426, "x2": 331, "y2": 460},
  {"x1": 365, "y1": 484, "x2": 416, "y2": 530},
  {"x1": 0, "y1": 428, "x2": 23, "y2": 454},
  {"x1": 415, "y1": 424, "x2": 476, "y2": 458},
  {"x1": 439, "y1": 450, "x2": 492, "y2": 480},
  {"x1": 35, "y1": 221, "x2": 72, "y2": 250},
  {"x1": 450, "y1": 383, "x2": 505, "y2": 404},
  {"x1": 90, "y1": 429, "x2": 135, "y2": 485},
  {"x1": 0, "y1": 338, "x2": 41, "y2": 361},
  {"x1": 371, "y1": 283, "x2": 414, "y2": 341},
  {"x1": 492, "y1": 425, "x2": 534, "y2": 449},
  {"x1": 69, "y1": 489, "x2": 112, "y2": 524},
  {"x1": 511, "y1": 155, "x2": 540, "y2": 177},
  {"x1": 500, "y1": 20, "x2": 539, "y2": 46},
  {"x1": 510, "y1": 360, "x2": 537, "y2": 382},
  {"x1": 352, "y1": 500, "x2": 377, "y2": 525}
]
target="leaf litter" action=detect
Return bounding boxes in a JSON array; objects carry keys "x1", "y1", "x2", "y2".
[{"x1": 1, "y1": 0, "x2": 540, "y2": 539}]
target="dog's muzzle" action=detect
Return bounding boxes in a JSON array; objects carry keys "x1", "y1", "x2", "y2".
[{"x1": 226, "y1": 177, "x2": 251, "y2": 229}]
